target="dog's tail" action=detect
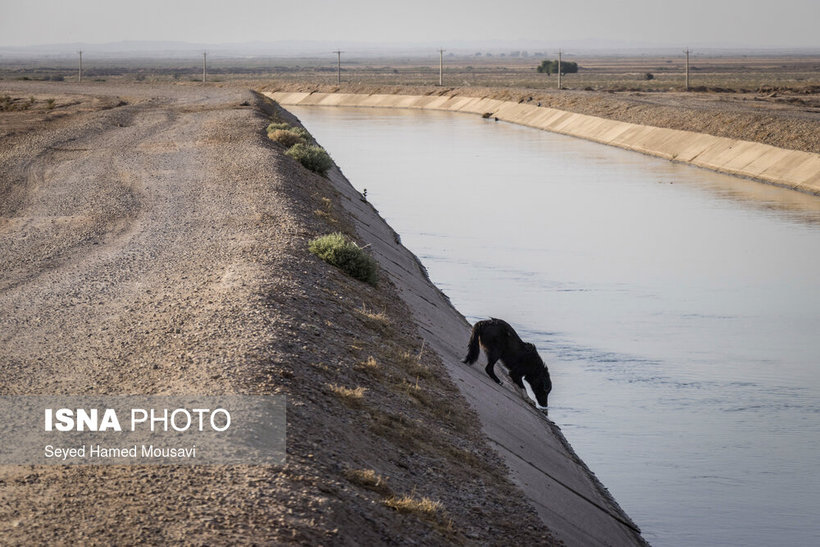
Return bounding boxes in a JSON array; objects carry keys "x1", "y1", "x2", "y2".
[{"x1": 462, "y1": 322, "x2": 483, "y2": 364}]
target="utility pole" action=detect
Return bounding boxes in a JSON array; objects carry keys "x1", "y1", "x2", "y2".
[
  {"x1": 78, "y1": 50, "x2": 83, "y2": 82},
  {"x1": 333, "y1": 50, "x2": 342, "y2": 85},
  {"x1": 557, "y1": 49, "x2": 562, "y2": 90},
  {"x1": 684, "y1": 48, "x2": 690, "y2": 91},
  {"x1": 439, "y1": 48, "x2": 445, "y2": 86},
  {"x1": 202, "y1": 51, "x2": 207, "y2": 83}
]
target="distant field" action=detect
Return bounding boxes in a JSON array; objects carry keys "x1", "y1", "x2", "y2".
[
  {"x1": 271, "y1": 55, "x2": 820, "y2": 93},
  {"x1": 2, "y1": 54, "x2": 818, "y2": 93}
]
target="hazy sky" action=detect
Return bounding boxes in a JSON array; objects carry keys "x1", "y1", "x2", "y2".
[{"x1": 2, "y1": 0, "x2": 818, "y2": 49}]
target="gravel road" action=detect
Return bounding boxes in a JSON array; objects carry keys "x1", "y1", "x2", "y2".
[{"x1": 1, "y1": 84, "x2": 287, "y2": 396}]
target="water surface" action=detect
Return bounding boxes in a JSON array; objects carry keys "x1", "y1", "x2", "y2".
[{"x1": 290, "y1": 105, "x2": 820, "y2": 546}]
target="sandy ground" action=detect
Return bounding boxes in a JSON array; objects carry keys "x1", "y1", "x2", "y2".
[
  {"x1": 264, "y1": 82, "x2": 820, "y2": 155},
  {"x1": 0, "y1": 81, "x2": 559, "y2": 544}
]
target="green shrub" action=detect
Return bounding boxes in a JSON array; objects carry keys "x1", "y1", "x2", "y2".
[
  {"x1": 309, "y1": 232, "x2": 378, "y2": 285},
  {"x1": 286, "y1": 143, "x2": 334, "y2": 175},
  {"x1": 268, "y1": 129, "x2": 306, "y2": 147},
  {"x1": 290, "y1": 126, "x2": 311, "y2": 140},
  {"x1": 266, "y1": 121, "x2": 291, "y2": 133}
]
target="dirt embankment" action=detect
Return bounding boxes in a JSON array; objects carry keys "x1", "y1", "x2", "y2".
[
  {"x1": 0, "y1": 82, "x2": 555, "y2": 544},
  {"x1": 264, "y1": 82, "x2": 820, "y2": 155}
]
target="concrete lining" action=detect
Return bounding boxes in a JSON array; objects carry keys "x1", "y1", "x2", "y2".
[{"x1": 266, "y1": 91, "x2": 820, "y2": 195}]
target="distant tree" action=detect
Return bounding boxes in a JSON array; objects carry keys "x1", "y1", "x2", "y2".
[
  {"x1": 537, "y1": 60, "x2": 578, "y2": 76},
  {"x1": 536, "y1": 60, "x2": 552, "y2": 74}
]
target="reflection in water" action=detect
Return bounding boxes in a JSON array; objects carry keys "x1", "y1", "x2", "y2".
[
  {"x1": 290, "y1": 106, "x2": 820, "y2": 547},
  {"x1": 682, "y1": 173, "x2": 820, "y2": 227}
]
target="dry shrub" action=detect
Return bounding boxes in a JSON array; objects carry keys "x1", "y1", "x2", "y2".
[{"x1": 268, "y1": 129, "x2": 306, "y2": 147}]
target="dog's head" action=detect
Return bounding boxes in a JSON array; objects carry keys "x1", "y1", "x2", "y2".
[
  {"x1": 532, "y1": 367, "x2": 552, "y2": 407},
  {"x1": 523, "y1": 345, "x2": 551, "y2": 407}
]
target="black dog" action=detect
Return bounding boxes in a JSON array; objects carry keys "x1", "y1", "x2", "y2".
[{"x1": 463, "y1": 318, "x2": 552, "y2": 407}]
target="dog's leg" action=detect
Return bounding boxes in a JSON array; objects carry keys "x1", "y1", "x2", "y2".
[
  {"x1": 510, "y1": 370, "x2": 533, "y2": 403},
  {"x1": 484, "y1": 353, "x2": 503, "y2": 385},
  {"x1": 509, "y1": 369, "x2": 526, "y2": 390}
]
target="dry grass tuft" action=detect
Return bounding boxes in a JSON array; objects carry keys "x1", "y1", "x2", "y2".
[
  {"x1": 445, "y1": 445, "x2": 492, "y2": 474},
  {"x1": 384, "y1": 494, "x2": 443, "y2": 517},
  {"x1": 396, "y1": 347, "x2": 435, "y2": 380},
  {"x1": 327, "y1": 383, "x2": 367, "y2": 407},
  {"x1": 354, "y1": 355, "x2": 380, "y2": 373},
  {"x1": 314, "y1": 196, "x2": 338, "y2": 224},
  {"x1": 343, "y1": 468, "x2": 393, "y2": 496},
  {"x1": 401, "y1": 378, "x2": 433, "y2": 407},
  {"x1": 369, "y1": 409, "x2": 424, "y2": 449},
  {"x1": 357, "y1": 303, "x2": 389, "y2": 323}
]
